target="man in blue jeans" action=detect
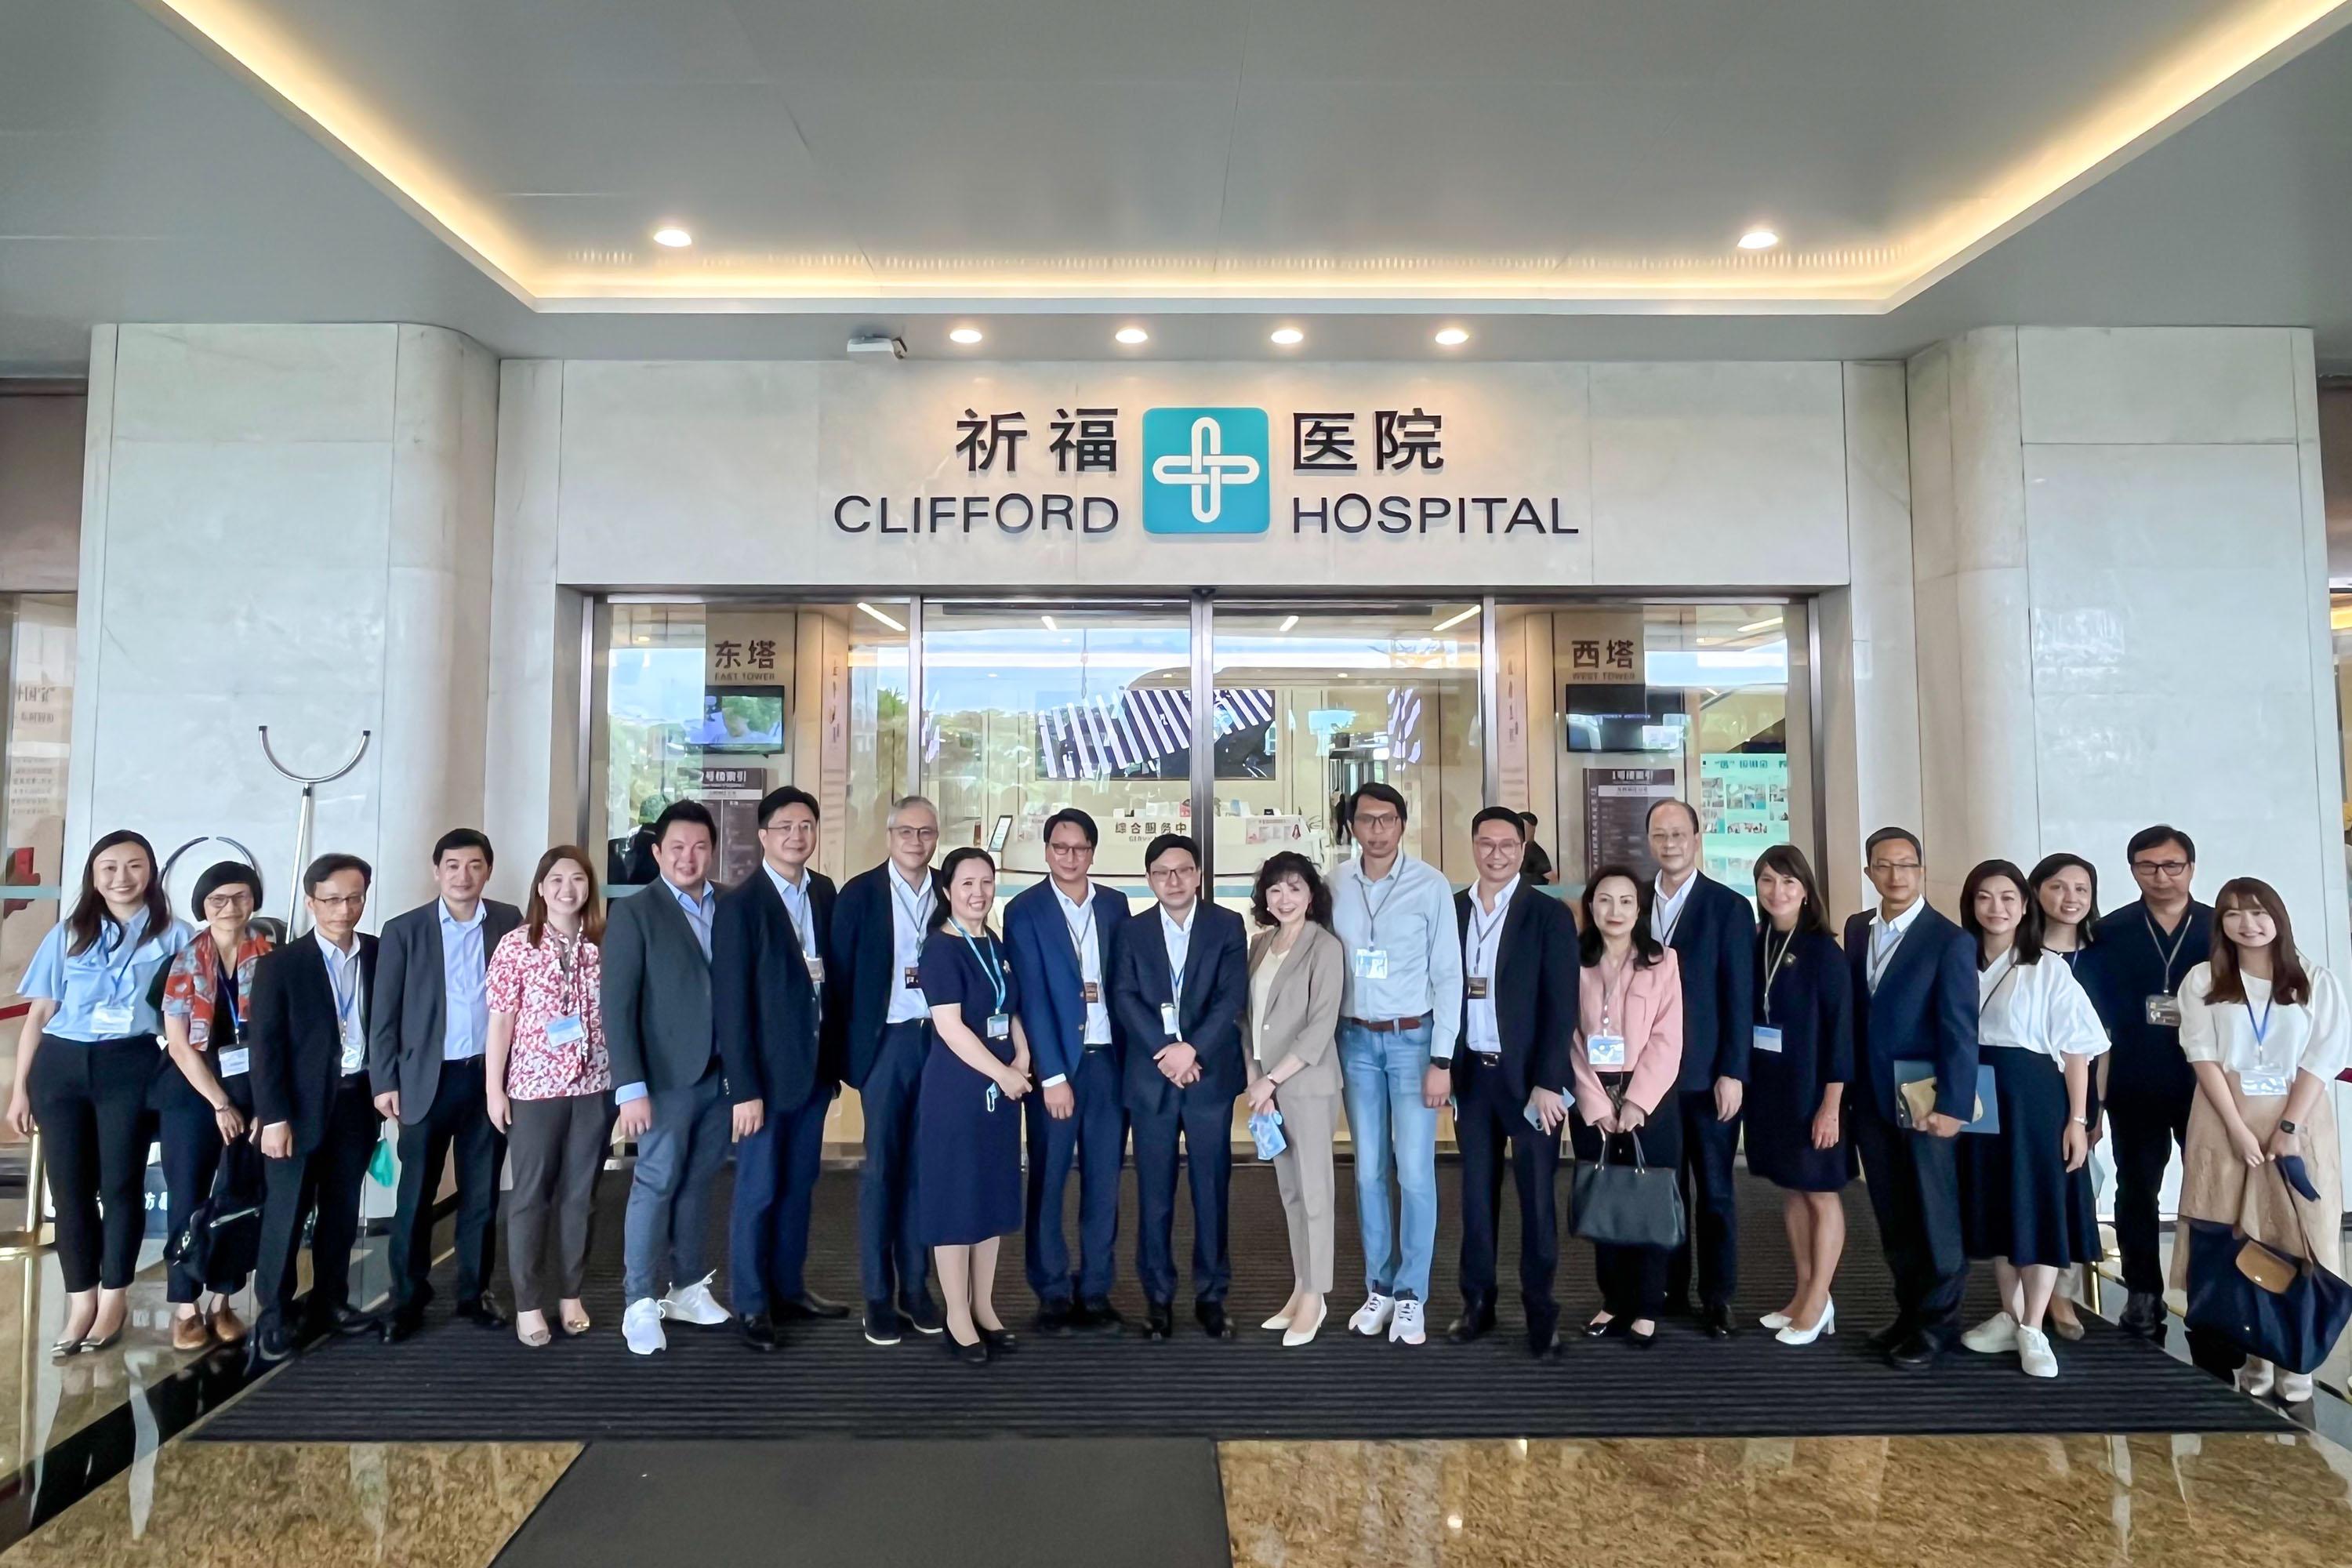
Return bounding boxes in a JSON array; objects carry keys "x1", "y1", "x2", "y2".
[{"x1": 1329, "y1": 782, "x2": 1463, "y2": 1347}]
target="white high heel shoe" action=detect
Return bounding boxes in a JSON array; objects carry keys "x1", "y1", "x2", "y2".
[
  {"x1": 1775, "y1": 1300, "x2": 1835, "y2": 1346},
  {"x1": 1283, "y1": 1298, "x2": 1328, "y2": 1348},
  {"x1": 1759, "y1": 1309, "x2": 1794, "y2": 1330},
  {"x1": 1261, "y1": 1311, "x2": 1294, "y2": 1332}
]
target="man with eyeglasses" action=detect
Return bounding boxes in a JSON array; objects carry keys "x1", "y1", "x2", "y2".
[
  {"x1": 1645, "y1": 797, "x2": 1755, "y2": 1338},
  {"x1": 2097, "y1": 824, "x2": 2212, "y2": 1335},
  {"x1": 1004, "y1": 808, "x2": 1133, "y2": 1335},
  {"x1": 830, "y1": 795, "x2": 949, "y2": 1345}
]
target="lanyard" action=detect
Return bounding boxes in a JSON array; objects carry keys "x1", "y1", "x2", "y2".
[
  {"x1": 1355, "y1": 865, "x2": 1399, "y2": 946},
  {"x1": 1062, "y1": 891, "x2": 1098, "y2": 972},
  {"x1": 890, "y1": 872, "x2": 934, "y2": 947},
  {"x1": 216, "y1": 946, "x2": 243, "y2": 1036},
  {"x1": 550, "y1": 931, "x2": 583, "y2": 1017},
  {"x1": 1468, "y1": 894, "x2": 1508, "y2": 976},
  {"x1": 957, "y1": 926, "x2": 1007, "y2": 1014},
  {"x1": 1165, "y1": 912, "x2": 1191, "y2": 1010},
  {"x1": 1653, "y1": 879, "x2": 1689, "y2": 946},
  {"x1": 2144, "y1": 909, "x2": 2192, "y2": 992},
  {"x1": 1594, "y1": 952, "x2": 1635, "y2": 1033},
  {"x1": 1759, "y1": 927, "x2": 1798, "y2": 1024},
  {"x1": 97, "y1": 918, "x2": 148, "y2": 998},
  {"x1": 1977, "y1": 950, "x2": 2019, "y2": 1022},
  {"x1": 324, "y1": 942, "x2": 360, "y2": 1029},
  {"x1": 1867, "y1": 916, "x2": 1907, "y2": 989},
  {"x1": 2250, "y1": 992, "x2": 2277, "y2": 1051}
]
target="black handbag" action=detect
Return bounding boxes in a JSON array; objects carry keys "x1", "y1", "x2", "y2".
[
  {"x1": 167, "y1": 1137, "x2": 263, "y2": 1288},
  {"x1": 1570, "y1": 1096, "x2": 1686, "y2": 1250},
  {"x1": 2183, "y1": 1166, "x2": 2352, "y2": 1375}
]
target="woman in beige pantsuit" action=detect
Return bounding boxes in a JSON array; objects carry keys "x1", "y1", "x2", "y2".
[{"x1": 1243, "y1": 851, "x2": 1347, "y2": 1348}]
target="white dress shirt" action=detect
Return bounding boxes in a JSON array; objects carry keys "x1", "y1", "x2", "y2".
[
  {"x1": 1160, "y1": 901, "x2": 1195, "y2": 1013},
  {"x1": 1462, "y1": 878, "x2": 1519, "y2": 1057},
  {"x1": 1866, "y1": 897, "x2": 1927, "y2": 993},
  {"x1": 1976, "y1": 950, "x2": 2109, "y2": 1065},
  {"x1": 2179, "y1": 958, "x2": 2351, "y2": 1083},
  {"x1": 318, "y1": 932, "x2": 368, "y2": 1076},
  {"x1": 885, "y1": 866, "x2": 935, "y2": 1025},
  {"x1": 1330, "y1": 851, "x2": 1464, "y2": 1062},
  {"x1": 1056, "y1": 879, "x2": 1112, "y2": 1056},
  {"x1": 1651, "y1": 871, "x2": 1697, "y2": 947}
]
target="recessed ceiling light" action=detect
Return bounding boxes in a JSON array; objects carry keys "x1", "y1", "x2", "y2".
[
  {"x1": 856, "y1": 601, "x2": 906, "y2": 632},
  {"x1": 1276, "y1": 614, "x2": 1299, "y2": 633},
  {"x1": 1737, "y1": 228, "x2": 1780, "y2": 251},
  {"x1": 1269, "y1": 328, "x2": 1305, "y2": 346},
  {"x1": 652, "y1": 226, "x2": 692, "y2": 249},
  {"x1": 948, "y1": 327, "x2": 984, "y2": 345},
  {"x1": 1432, "y1": 606, "x2": 1480, "y2": 632},
  {"x1": 1737, "y1": 617, "x2": 1780, "y2": 634},
  {"x1": 1433, "y1": 328, "x2": 1469, "y2": 347},
  {"x1": 1114, "y1": 327, "x2": 1149, "y2": 346},
  {"x1": 1040, "y1": 614, "x2": 1058, "y2": 631}
]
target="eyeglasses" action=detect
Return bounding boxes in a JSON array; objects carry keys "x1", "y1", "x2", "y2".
[
  {"x1": 1353, "y1": 811, "x2": 1401, "y2": 829},
  {"x1": 1649, "y1": 828, "x2": 1695, "y2": 844},
  {"x1": 891, "y1": 826, "x2": 940, "y2": 842},
  {"x1": 2132, "y1": 859, "x2": 2190, "y2": 877},
  {"x1": 310, "y1": 893, "x2": 366, "y2": 909},
  {"x1": 1867, "y1": 860, "x2": 1922, "y2": 874},
  {"x1": 201, "y1": 894, "x2": 253, "y2": 913},
  {"x1": 1045, "y1": 840, "x2": 1093, "y2": 855}
]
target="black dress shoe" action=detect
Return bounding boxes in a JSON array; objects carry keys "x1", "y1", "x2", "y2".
[
  {"x1": 1145, "y1": 1301, "x2": 1175, "y2": 1341},
  {"x1": 454, "y1": 1294, "x2": 510, "y2": 1330},
  {"x1": 738, "y1": 1312, "x2": 780, "y2": 1352},
  {"x1": 1698, "y1": 1304, "x2": 1738, "y2": 1339},
  {"x1": 1866, "y1": 1319, "x2": 1913, "y2": 1353},
  {"x1": 1447, "y1": 1307, "x2": 1497, "y2": 1345},
  {"x1": 1887, "y1": 1329, "x2": 1942, "y2": 1370},
  {"x1": 1529, "y1": 1327, "x2": 1563, "y2": 1359},
  {"x1": 1196, "y1": 1301, "x2": 1233, "y2": 1340},
  {"x1": 2120, "y1": 1291, "x2": 2164, "y2": 1335},
  {"x1": 381, "y1": 1305, "x2": 425, "y2": 1345},
  {"x1": 978, "y1": 1326, "x2": 1020, "y2": 1355},
  {"x1": 249, "y1": 1327, "x2": 295, "y2": 1367},
  {"x1": 1035, "y1": 1299, "x2": 1078, "y2": 1337},
  {"x1": 774, "y1": 1291, "x2": 849, "y2": 1321},
  {"x1": 1080, "y1": 1298, "x2": 1124, "y2": 1336},
  {"x1": 899, "y1": 1294, "x2": 946, "y2": 1336},
  {"x1": 331, "y1": 1305, "x2": 382, "y2": 1338},
  {"x1": 1628, "y1": 1321, "x2": 1659, "y2": 1349}
]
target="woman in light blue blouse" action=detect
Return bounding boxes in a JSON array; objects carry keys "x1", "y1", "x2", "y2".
[{"x1": 6, "y1": 831, "x2": 191, "y2": 1354}]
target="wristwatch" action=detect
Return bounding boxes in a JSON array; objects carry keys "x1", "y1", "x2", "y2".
[{"x1": 2280, "y1": 1118, "x2": 2300, "y2": 1135}]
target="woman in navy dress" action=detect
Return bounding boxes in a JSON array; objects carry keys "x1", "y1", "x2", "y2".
[
  {"x1": 1745, "y1": 845, "x2": 1853, "y2": 1347},
  {"x1": 2027, "y1": 852, "x2": 2108, "y2": 1340},
  {"x1": 916, "y1": 848, "x2": 1033, "y2": 1363}
]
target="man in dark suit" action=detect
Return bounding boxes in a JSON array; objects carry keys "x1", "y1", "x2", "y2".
[
  {"x1": 249, "y1": 853, "x2": 383, "y2": 1363},
  {"x1": 1842, "y1": 826, "x2": 1979, "y2": 1370},
  {"x1": 604, "y1": 800, "x2": 734, "y2": 1356},
  {"x1": 368, "y1": 828, "x2": 521, "y2": 1340},
  {"x1": 1110, "y1": 833, "x2": 1248, "y2": 1341},
  {"x1": 1646, "y1": 797, "x2": 1757, "y2": 1337},
  {"x1": 829, "y1": 795, "x2": 947, "y2": 1347},
  {"x1": 1005, "y1": 807, "x2": 1133, "y2": 1336},
  {"x1": 1444, "y1": 808, "x2": 1578, "y2": 1356},
  {"x1": 714, "y1": 785, "x2": 845, "y2": 1352}
]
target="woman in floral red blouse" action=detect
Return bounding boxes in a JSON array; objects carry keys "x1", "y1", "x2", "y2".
[{"x1": 486, "y1": 845, "x2": 613, "y2": 1348}]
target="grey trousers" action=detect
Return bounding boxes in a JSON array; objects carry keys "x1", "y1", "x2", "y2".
[
  {"x1": 622, "y1": 1070, "x2": 731, "y2": 1304},
  {"x1": 1271, "y1": 1088, "x2": 1339, "y2": 1295},
  {"x1": 506, "y1": 1093, "x2": 615, "y2": 1313}
]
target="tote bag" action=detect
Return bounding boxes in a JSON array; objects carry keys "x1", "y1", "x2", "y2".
[
  {"x1": 1570, "y1": 1099, "x2": 1685, "y2": 1250},
  {"x1": 2183, "y1": 1167, "x2": 2352, "y2": 1375}
]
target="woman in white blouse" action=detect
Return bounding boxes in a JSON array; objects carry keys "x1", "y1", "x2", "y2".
[
  {"x1": 1954, "y1": 859, "x2": 2109, "y2": 1379},
  {"x1": 2174, "y1": 877, "x2": 2348, "y2": 1403}
]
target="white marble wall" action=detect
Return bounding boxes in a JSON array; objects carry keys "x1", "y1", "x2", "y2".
[{"x1": 68, "y1": 324, "x2": 498, "y2": 924}]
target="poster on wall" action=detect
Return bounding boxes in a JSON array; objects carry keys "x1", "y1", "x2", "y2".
[
  {"x1": 702, "y1": 765, "x2": 771, "y2": 889},
  {"x1": 1584, "y1": 768, "x2": 1676, "y2": 880},
  {"x1": 1700, "y1": 753, "x2": 1789, "y2": 896}
]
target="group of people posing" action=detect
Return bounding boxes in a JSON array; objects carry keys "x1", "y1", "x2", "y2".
[{"x1": 5, "y1": 791, "x2": 2343, "y2": 1396}]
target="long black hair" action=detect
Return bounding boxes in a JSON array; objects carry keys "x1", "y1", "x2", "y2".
[
  {"x1": 1753, "y1": 844, "x2": 1831, "y2": 937},
  {"x1": 1578, "y1": 862, "x2": 1664, "y2": 967},
  {"x1": 2026, "y1": 852, "x2": 2100, "y2": 946},
  {"x1": 930, "y1": 847, "x2": 997, "y2": 936},
  {"x1": 1960, "y1": 858, "x2": 2043, "y2": 967},
  {"x1": 66, "y1": 829, "x2": 172, "y2": 956}
]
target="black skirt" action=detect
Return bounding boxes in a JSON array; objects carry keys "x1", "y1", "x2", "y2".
[{"x1": 1959, "y1": 1046, "x2": 2100, "y2": 1268}]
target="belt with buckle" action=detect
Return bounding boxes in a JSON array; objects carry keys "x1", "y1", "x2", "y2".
[{"x1": 1343, "y1": 1014, "x2": 1430, "y2": 1033}]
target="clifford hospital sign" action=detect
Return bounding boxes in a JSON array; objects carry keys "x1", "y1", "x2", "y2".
[{"x1": 831, "y1": 402, "x2": 1577, "y2": 543}]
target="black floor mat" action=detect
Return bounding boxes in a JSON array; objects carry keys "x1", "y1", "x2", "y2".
[{"x1": 200, "y1": 1160, "x2": 2283, "y2": 1441}]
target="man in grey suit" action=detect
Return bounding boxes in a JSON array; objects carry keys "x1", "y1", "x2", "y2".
[
  {"x1": 368, "y1": 829, "x2": 522, "y2": 1340},
  {"x1": 604, "y1": 801, "x2": 735, "y2": 1356}
]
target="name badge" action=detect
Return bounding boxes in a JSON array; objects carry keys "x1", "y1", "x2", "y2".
[
  {"x1": 1753, "y1": 1025, "x2": 1784, "y2": 1055},
  {"x1": 986, "y1": 1011, "x2": 1011, "y2": 1040},
  {"x1": 804, "y1": 954, "x2": 825, "y2": 985},
  {"x1": 91, "y1": 1002, "x2": 136, "y2": 1036},
  {"x1": 1466, "y1": 977, "x2": 1490, "y2": 1000},
  {"x1": 903, "y1": 965, "x2": 922, "y2": 989},
  {"x1": 1080, "y1": 980, "x2": 1100, "y2": 1004},
  {"x1": 1352, "y1": 947, "x2": 1389, "y2": 980},
  {"x1": 1585, "y1": 1033, "x2": 1628, "y2": 1069},
  {"x1": 2238, "y1": 1070, "x2": 2292, "y2": 1098},
  {"x1": 216, "y1": 1047, "x2": 251, "y2": 1077},
  {"x1": 546, "y1": 1014, "x2": 586, "y2": 1047},
  {"x1": 1160, "y1": 1002, "x2": 1181, "y2": 1039},
  {"x1": 2146, "y1": 993, "x2": 2183, "y2": 1027}
]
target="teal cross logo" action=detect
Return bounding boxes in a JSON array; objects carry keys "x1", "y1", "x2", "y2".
[{"x1": 1142, "y1": 408, "x2": 1269, "y2": 534}]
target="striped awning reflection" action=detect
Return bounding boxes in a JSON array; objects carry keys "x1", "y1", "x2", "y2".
[{"x1": 1038, "y1": 688, "x2": 1273, "y2": 779}]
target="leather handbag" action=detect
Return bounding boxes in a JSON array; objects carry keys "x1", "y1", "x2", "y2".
[
  {"x1": 1570, "y1": 1097, "x2": 1686, "y2": 1250},
  {"x1": 167, "y1": 1136, "x2": 263, "y2": 1288},
  {"x1": 2183, "y1": 1167, "x2": 2352, "y2": 1375}
]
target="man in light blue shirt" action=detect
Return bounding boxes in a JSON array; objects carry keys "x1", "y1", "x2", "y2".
[{"x1": 1327, "y1": 782, "x2": 1463, "y2": 1349}]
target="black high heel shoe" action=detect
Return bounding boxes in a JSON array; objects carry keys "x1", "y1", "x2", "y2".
[
  {"x1": 943, "y1": 1330, "x2": 990, "y2": 1365},
  {"x1": 1628, "y1": 1321, "x2": 1658, "y2": 1349},
  {"x1": 1583, "y1": 1314, "x2": 1624, "y2": 1340},
  {"x1": 977, "y1": 1325, "x2": 1019, "y2": 1356}
]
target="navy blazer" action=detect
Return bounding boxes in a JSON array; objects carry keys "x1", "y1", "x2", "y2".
[
  {"x1": 1449, "y1": 879, "x2": 1577, "y2": 1104},
  {"x1": 1004, "y1": 879, "x2": 1133, "y2": 1086},
  {"x1": 1841, "y1": 903, "x2": 1978, "y2": 1123},
  {"x1": 1661, "y1": 873, "x2": 1757, "y2": 1089},
  {"x1": 250, "y1": 931, "x2": 380, "y2": 1157},
  {"x1": 831, "y1": 861, "x2": 946, "y2": 1090},
  {"x1": 1109, "y1": 900, "x2": 1249, "y2": 1111},
  {"x1": 713, "y1": 866, "x2": 839, "y2": 1114}
]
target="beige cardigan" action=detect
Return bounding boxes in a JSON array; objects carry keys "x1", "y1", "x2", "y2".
[{"x1": 1246, "y1": 921, "x2": 1347, "y2": 1097}]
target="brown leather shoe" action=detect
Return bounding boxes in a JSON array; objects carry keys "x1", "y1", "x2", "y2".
[
  {"x1": 171, "y1": 1314, "x2": 212, "y2": 1352},
  {"x1": 209, "y1": 1305, "x2": 249, "y2": 1345}
]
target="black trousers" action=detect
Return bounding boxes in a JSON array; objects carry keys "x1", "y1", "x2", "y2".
[
  {"x1": 155, "y1": 1064, "x2": 260, "y2": 1302},
  {"x1": 1131, "y1": 1085, "x2": 1231, "y2": 1305},
  {"x1": 1664, "y1": 1086, "x2": 1742, "y2": 1308},
  {"x1": 254, "y1": 1073, "x2": 379, "y2": 1339},
  {"x1": 1850, "y1": 1096, "x2": 1966, "y2": 1337},
  {"x1": 2107, "y1": 1089, "x2": 2192, "y2": 1296},
  {"x1": 1454, "y1": 1058, "x2": 1560, "y2": 1330},
  {"x1": 856, "y1": 1022, "x2": 931, "y2": 1308},
  {"x1": 29, "y1": 1036, "x2": 158, "y2": 1292},
  {"x1": 1570, "y1": 1101, "x2": 1683, "y2": 1319},
  {"x1": 1025, "y1": 1045, "x2": 1127, "y2": 1307},
  {"x1": 390, "y1": 1063, "x2": 503, "y2": 1311}
]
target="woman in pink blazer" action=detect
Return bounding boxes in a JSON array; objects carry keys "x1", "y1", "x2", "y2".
[{"x1": 1570, "y1": 863, "x2": 1685, "y2": 1346}]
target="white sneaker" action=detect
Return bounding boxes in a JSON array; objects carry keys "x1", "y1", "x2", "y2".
[
  {"x1": 2239, "y1": 1359, "x2": 2277, "y2": 1399},
  {"x1": 2281, "y1": 1372, "x2": 2315, "y2": 1404},
  {"x1": 662, "y1": 1273, "x2": 731, "y2": 1327},
  {"x1": 2016, "y1": 1325, "x2": 2058, "y2": 1379},
  {"x1": 1388, "y1": 1298, "x2": 1427, "y2": 1346},
  {"x1": 1961, "y1": 1310, "x2": 2020, "y2": 1354},
  {"x1": 622, "y1": 1298, "x2": 666, "y2": 1356},
  {"x1": 1348, "y1": 1293, "x2": 1396, "y2": 1337}
]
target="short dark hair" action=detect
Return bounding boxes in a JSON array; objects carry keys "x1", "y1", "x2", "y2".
[
  {"x1": 757, "y1": 786, "x2": 821, "y2": 829},
  {"x1": 1752, "y1": 844, "x2": 1830, "y2": 937},
  {"x1": 1578, "y1": 863, "x2": 1664, "y2": 967},
  {"x1": 2127, "y1": 824, "x2": 2196, "y2": 865},
  {"x1": 188, "y1": 860, "x2": 264, "y2": 923},
  {"x1": 432, "y1": 829, "x2": 494, "y2": 868},
  {"x1": 1864, "y1": 826, "x2": 1923, "y2": 862},
  {"x1": 1645, "y1": 797, "x2": 1701, "y2": 835},
  {"x1": 1346, "y1": 782, "x2": 1409, "y2": 827},
  {"x1": 303, "y1": 852, "x2": 373, "y2": 895},
  {"x1": 651, "y1": 799, "x2": 717, "y2": 845},
  {"x1": 1043, "y1": 808, "x2": 1099, "y2": 848},
  {"x1": 1250, "y1": 851, "x2": 1333, "y2": 930},
  {"x1": 1471, "y1": 806, "x2": 1527, "y2": 839},
  {"x1": 1144, "y1": 833, "x2": 1200, "y2": 873},
  {"x1": 1960, "y1": 858, "x2": 2043, "y2": 966}
]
